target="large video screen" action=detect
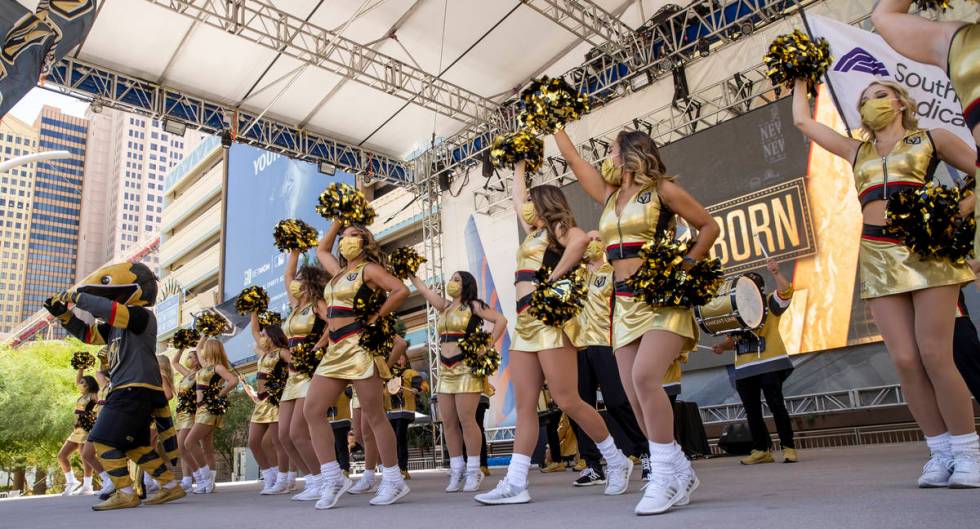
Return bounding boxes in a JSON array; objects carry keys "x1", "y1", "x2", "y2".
[{"x1": 221, "y1": 144, "x2": 353, "y2": 364}]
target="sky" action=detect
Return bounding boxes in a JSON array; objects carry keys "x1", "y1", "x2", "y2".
[{"x1": 6, "y1": 87, "x2": 89, "y2": 125}]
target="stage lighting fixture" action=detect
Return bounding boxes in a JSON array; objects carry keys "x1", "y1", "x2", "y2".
[
  {"x1": 162, "y1": 118, "x2": 187, "y2": 137},
  {"x1": 740, "y1": 22, "x2": 754, "y2": 36},
  {"x1": 89, "y1": 99, "x2": 103, "y2": 113},
  {"x1": 318, "y1": 161, "x2": 337, "y2": 176},
  {"x1": 671, "y1": 65, "x2": 690, "y2": 107},
  {"x1": 482, "y1": 152, "x2": 494, "y2": 178},
  {"x1": 696, "y1": 38, "x2": 710, "y2": 58}
]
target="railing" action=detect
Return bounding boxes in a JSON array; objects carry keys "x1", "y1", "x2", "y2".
[{"x1": 699, "y1": 384, "x2": 907, "y2": 424}]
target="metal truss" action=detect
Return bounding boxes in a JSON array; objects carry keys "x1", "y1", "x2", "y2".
[
  {"x1": 699, "y1": 385, "x2": 907, "y2": 424},
  {"x1": 522, "y1": 0, "x2": 640, "y2": 53},
  {"x1": 46, "y1": 56, "x2": 412, "y2": 185},
  {"x1": 145, "y1": 0, "x2": 499, "y2": 123}
]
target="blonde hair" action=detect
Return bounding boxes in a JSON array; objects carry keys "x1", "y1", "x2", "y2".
[
  {"x1": 616, "y1": 130, "x2": 674, "y2": 188},
  {"x1": 857, "y1": 80, "x2": 919, "y2": 139},
  {"x1": 198, "y1": 338, "x2": 231, "y2": 370},
  {"x1": 528, "y1": 185, "x2": 578, "y2": 255},
  {"x1": 157, "y1": 354, "x2": 175, "y2": 396}
]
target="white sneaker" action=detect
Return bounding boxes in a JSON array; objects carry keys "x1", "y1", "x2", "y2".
[
  {"x1": 369, "y1": 480, "x2": 410, "y2": 506},
  {"x1": 263, "y1": 478, "x2": 289, "y2": 495},
  {"x1": 97, "y1": 480, "x2": 115, "y2": 498},
  {"x1": 949, "y1": 453, "x2": 980, "y2": 488},
  {"x1": 78, "y1": 484, "x2": 94, "y2": 496},
  {"x1": 445, "y1": 471, "x2": 464, "y2": 493},
  {"x1": 604, "y1": 456, "x2": 634, "y2": 496},
  {"x1": 473, "y1": 480, "x2": 530, "y2": 505},
  {"x1": 179, "y1": 480, "x2": 192, "y2": 493},
  {"x1": 206, "y1": 475, "x2": 215, "y2": 493},
  {"x1": 640, "y1": 453, "x2": 652, "y2": 481},
  {"x1": 463, "y1": 469, "x2": 484, "y2": 492},
  {"x1": 63, "y1": 481, "x2": 79, "y2": 496},
  {"x1": 917, "y1": 454, "x2": 953, "y2": 488},
  {"x1": 291, "y1": 478, "x2": 322, "y2": 501},
  {"x1": 348, "y1": 475, "x2": 377, "y2": 495},
  {"x1": 193, "y1": 478, "x2": 212, "y2": 494},
  {"x1": 634, "y1": 473, "x2": 684, "y2": 515},
  {"x1": 315, "y1": 477, "x2": 352, "y2": 510},
  {"x1": 674, "y1": 471, "x2": 700, "y2": 506}
]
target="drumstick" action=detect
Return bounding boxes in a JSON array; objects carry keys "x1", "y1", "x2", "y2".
[{"x1": 754, "y1": 234, "x2": 770, "y2": 258}]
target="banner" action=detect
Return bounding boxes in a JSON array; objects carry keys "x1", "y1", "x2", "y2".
[
  {"x1": 34, "y1": 0, "x2": 97, "y2": 77},
  {"x1": 807, "y1": 14, "x2": 973, "y2": 146},
  {"x1": 0, "y1": 5, "x2": 54, "y2": 118}
]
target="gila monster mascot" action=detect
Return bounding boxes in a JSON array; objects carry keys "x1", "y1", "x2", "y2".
[{"x1": 44, "y1": 262, "x2": 185, "y2": 510}]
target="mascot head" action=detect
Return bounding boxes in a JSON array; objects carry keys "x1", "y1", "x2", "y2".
[{"x1": 77, "y1": 262, "x2": 158, "y2": 307}]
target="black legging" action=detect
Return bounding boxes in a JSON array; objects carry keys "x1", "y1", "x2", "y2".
[
  {"x1": 572, "y1": 346, "x2": 649, "y2": 465},
  {"x1": 332, "y1": 422, "x2": 351, "y2": 472},
  {"x1": 735, "y1": 369, "x2": 795, "y2": 451},
  {"x1": 953, "y1": 316, "x2": 980, "y2": 402},
  {"x1": 389, "y1": 416, "x2": 414, "y2": 471}
]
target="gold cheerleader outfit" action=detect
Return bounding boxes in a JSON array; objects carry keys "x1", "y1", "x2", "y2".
[
  {"x1": 599, "y1": 184, "x2": 698, "y2": 351},
  {"x1": 194, "y1": 367, "x2": 224, "y2": 428},
  {"x1": 947, "y1": 23, "x2": 980, "y2": 255},
  {"x1": 564, "y1": 262, "x2": 614, "y2": 350},
  {"x1": 436, "y1": 303, "x2": 486, "y2": 394},
  {"x1": 513, "y1": 229, "x2": 568, "y2": 352},
  {"x1": 281, "y1": 302, "x2": 324, "y2": 401},
  {"x1": 853, "y1": 129, "x2": 974, "y2": 299},
  {"x1": 67, "y1": 393, "x2": 95, "y2": 444},
  {"x1": 316, "y1": 263, "x2": 391, "y2": 380},
  {"x1": 174, "y1": 372, "x2": 197, "y2": 431},
  {"x1": 250, "y1": 350, "x2": 281, "y2": 424}
]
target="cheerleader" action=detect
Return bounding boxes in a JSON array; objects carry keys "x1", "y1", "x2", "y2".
[
  {"x1": 59, "y1": 370, "x2": 99, "y2": 496},
  {"x1": 554, "y1": 127, "x2": 720, "y2": 514},
  {"x1": 792, "y1": 78, "x2": 980, "y2": 487},
  {"x1": 475, "y1": 165, "x2": 633, "y2": 505},
  {"x1": 183, "y1": 338, "x2": 239, "y2": 493},
  {"x1": 142, "y1": 355, "x2": 178, "y2": 496},
  {"x1": 245, "y1": 312, "x2": 290, "y2": 495},
  {"x1": 411, "y1": 271, "x2": 506, "y2": 492},
  {"x1": 81, "y1": 351, "x2": 113, "y2": 499},
  {"x1": 303, "y1": 222, "x2": 410, "y2": 509},
  {"x1": 280, "y1": 250, "x2": 330, "y2": 501},
  {"x1": 173, "y1": 344, "x2": 202, "y2": 492}
]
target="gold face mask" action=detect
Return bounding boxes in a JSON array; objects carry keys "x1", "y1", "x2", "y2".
[
  {"x1": 288, "y1": 280, "x2": 303, "y2": 297},
  {"x1": 601, "y1": 158, "x2": 622, "y2": 186},
  {"x1": 339, "y1": 236, "x2": 364, "y2": 260},
  {"x1": 584, "y1": 240, "x2": 604, "y2": 262},
  {"x1": 860, "y1": 97, "x2": 900, "y2": 131},
  {"x1": 521, "y1": 202, "x2": 538, "y2": 225},
  {"x1": 258, "y1": 336, "x2": 272, "y2": 351},
  {"x1": 446, "y1": 280, "x2": 462, "y2": 298}
]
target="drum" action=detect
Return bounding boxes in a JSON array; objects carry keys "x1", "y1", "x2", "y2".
[
  {"x1": 537, "y1": 386, "x2": 559, "y2": 416},
  {"x1": 695, "y1": 275, "x2": 766, "y2": 336},
  {"x1": 386, "y1": 377, "x2": 402, "y2": 395}
]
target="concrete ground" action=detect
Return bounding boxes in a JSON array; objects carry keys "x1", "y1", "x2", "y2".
[{"x1": 2, "y1": 443, "x2": 977, "y2": 529}]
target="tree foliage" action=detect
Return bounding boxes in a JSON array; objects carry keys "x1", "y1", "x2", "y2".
[{"x1": 212, "y1": 390, "x2": 250, "y2": 472}]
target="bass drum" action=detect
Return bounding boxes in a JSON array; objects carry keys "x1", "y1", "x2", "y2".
[{"x1": 695, "y1": 275, "x2": 766, "y2": 335}]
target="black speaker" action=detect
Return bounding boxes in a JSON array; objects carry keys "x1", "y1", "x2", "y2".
[
  {"x1": 672, "y1": 65, "x2": 690, "y2": 103},
  {"x1": 717, "y1": 422, "x2": 754, "y2": 456},
  {"x1": 482, "y1": 152, "x2": 494, "y2": 178}
]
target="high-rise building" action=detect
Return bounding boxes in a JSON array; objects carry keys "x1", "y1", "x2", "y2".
[
  {"x1": 0, "y1": 116, "x2": 39, "y2": 333},
  {"x1": 20, "y1": 107, "x2": 88, "y2": 321}
]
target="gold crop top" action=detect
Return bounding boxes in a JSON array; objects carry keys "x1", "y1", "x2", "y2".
[
  {"x1": 852, "y1": 129, "x2": 937, "y2": 207},
  {"x1": 439, "y1": 303, "x2": 473, "y2": 339},
  {"x1": 576, "y1": 263, "x2": 615, "y2": 347},
  {"x1": 599, "y1": 184, "x2": 675, "y2": 260},
  {"x1": 516, "y1": 229, "x2": 561, "y2": 283},
  {"x1": 178, "y1": 372, "x2": 196, "y2": 394},
  {"x1": 324, "y1": 263, "x2": 370, "y2": 318},
  {"x1": 949, "y1": 24, "x2": 980, "y2": 131},
  {"x1": 74, "y1": 393, "x2": 94, "y2": 415},
  {"x1": 195, "y1": 366, "x2": 220, "y2": 393},
  {"x1": 284, "y1": 303, "x2": 318, "y2": 339}
]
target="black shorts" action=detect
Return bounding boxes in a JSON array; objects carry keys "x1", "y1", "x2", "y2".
[{"x1": 88, "y1": 387, "x2": 168, "y2": 451}]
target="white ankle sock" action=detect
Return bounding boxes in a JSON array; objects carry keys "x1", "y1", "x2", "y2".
[
  {"x1": 83, "y1": 476, "x2": 92, "y2": 487},
  {"x1": 466, "y1": 458, "x2": 480, "y2": 473},
  {"x1": 181, "y1": 476, "x2": 192, "y2": 488},
  {"x1": 381, "y1": 465, "x2": 402, "y2": 483},
  {"x1": 926, "y1": 432, "x2": 953, "y2": 458},
  {"x1": 269, "y1": 466, "x2": 279, "y2": 475},
  {"x1": 287, "y1": 471, "x2": 297, "y2": 481},
  {"x1": 362, "y1": 468, "x2": 376, "y2": 481},
  {"x1": 596, "y1": 436, "x2": 626, "y2": 468},
  {"x1": 672, "y1": 442, "x2": 692, "y2": 474},
  {"x1": 505, "y1": 453, "x2": 531, "y2": 488},
  {"x1": 277, "y1": 471, "x2": 287, "y2": 483},
  {"x1": 101, "y1": 472, "x2": 111, "y2": 484},
  {"x1": 64, "y1": 471, "x2": 75, "y2": 484},
  {"x1": 950, "y1": 432, "x2": 980, "y2": 457},
  {"x1": 648, "y1": 441, "x2": 676, "y2": 476},
  {"x1": 450, "y1": 456, "x2": 465, "y2": 473},
  {"x1": 321, "y1": 461, "x2": 342, "y2": 483},
  {"x1": 199, "y1": 465, "x2": 211, "y2": 480}
]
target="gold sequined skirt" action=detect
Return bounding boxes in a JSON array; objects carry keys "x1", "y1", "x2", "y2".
[
  {"x1": 194, "y1": 411, "x2": 224, "y2": 428},
  {"x1": 436, "y1": 357, "x2": 484, "y2": 394},
  {"x1": 513, "y1": 294, "x2": 567, "y2": 352},
  {"x1": 250, "y1": 399, "x2": 279, "y2": 423},
  {"x1": 315, "y1": 325, "x2": 379, "y2": 381},
  {"x1": 175, "y1": 411, "x2": 195, "y2": 431},
  {"x1": 281, "y1": 371, "x2": 310, "y2": 402},
  {"x1": 859, "y1": 227, "x2": 974, "y2": 299},
  {"x1": 611, "y1": 281, "x2": 698, "y2": 351},
  {"x1": 67, "y1": 427, "x2": 87, "y2": 444}
]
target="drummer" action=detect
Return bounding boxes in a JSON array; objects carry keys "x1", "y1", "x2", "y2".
[{"x1": 712, "y1": 258, "x2": 797, "y2": 465}]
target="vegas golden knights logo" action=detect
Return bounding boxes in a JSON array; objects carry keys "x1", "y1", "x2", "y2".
[
  {"x1": 637, "y1": 191, "x2": 652, "y2": 204},
  {"x1": 593, "y1": 276, "x2": 607, "y2": 289},
  {"x1": 1, "y1": 14, "x2": 51, "y2": 72},
  {"x1": 347, "y1": 272, "x2": 358, "y2": 281}
]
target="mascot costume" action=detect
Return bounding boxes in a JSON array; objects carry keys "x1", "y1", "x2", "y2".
[{"x1": 45, "y1": 262, "x2": 185, "y2": 510}]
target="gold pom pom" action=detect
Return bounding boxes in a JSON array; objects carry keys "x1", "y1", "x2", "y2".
[
  {"x1": 290, "y1": 338, "x2": 325, "y2": 378},
  {"x1": 518, "y1": 76, "x2": 590, "y2": 134},
  {"x1": 172, "y1": 328, "x2": 202, "y2": 351},
  {"x1": 176, "y1": 386, "x2": 197, "y2": 414},
  {"x1": 911, "y1": 1, "x2": 955, "y2": 10},
  {"x1": 71, "y1": 351, "x2": 95, "y2": 370},
  {"x1": 460, "y1": 329, "x2": 500, "y2": 377},
  {"x1": 235, "y1": 285, "x2": 270, "y2": 314},
  {"x1": 264, "y1": 360, "x2": 288, "y2": 406},
  {"x1": 76, "y1": 410, "x2": 97, "y2": 432},
  {"x1": 528, "y1": 265, "x2": 588, "y2": 327},
  {"x1": 359, "y1": 314, "x2": 398, "y2": 358},
  {"x1": 195, "y1": 310, "x2": 230, "y2": 337},
  {"x1": 202, "y1": 382, "x2": 230, "y2": 416},
  {"x1": 258, "y1": 311, "x2": 283, "y2": 329},
  {"x1": 388, "y1": 247, "x2": 427, "y2": 280},
  {"x1": 625, "y1": 238, "x2": 724, "y2": 307},
  {"x1": 764, "y1": 30, "x2": 832, "y2": 97},
  {"x1": 490, "y1": 130, "x2": 544, "y2": 173},
  {"x1": 885, "y1": 182, "x2": 975, "y2": 263},
  {"x1": 316, "y1": 182, "x2": 377, "y2": 226},
  {"x1": 273, "y1": 219, "x2": 320, "y2": 252}
]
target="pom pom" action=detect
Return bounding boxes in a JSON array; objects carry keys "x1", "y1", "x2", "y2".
[
  {"x1": 911, "y1": 1, "x2": 955, "y2": 10},
  {"x1": 195, "y1": 310, "x2": 230, "y2": 337},
  {"x1": 490, "y1": 130, "x2": 544, "y2": 173},
  {"x1": 201, "y1": 382, "x2": 229, "y2": 416},
  {"x1": 764, "y1": 30, "x2": 832, "y2": 97},
  {"x1": 518, "y1": 76, "x2": 590, "y2": 134},
  {"x1": 172, "y1": 328, "x2": 201, "y2": 351},
  {"x1": 264, "y1": 360, "x2": 288, "y2": 407},
  {"x1": 77, "y1": 410, "x2": 96, "y2": 432},
  {"x1": 353, "y1": 288, "x2": 386, "y2": 320},
  {"x1": 176, "y1": 386, "x2": 197, "y2": 415},
  {"x1": 359, "y1": 314, "x2": 398, "y2": 358},
  {"x1": 527, "y1": 266, "x2": 588, "y2": 326},
  {"x1": 884, "y1": 182, "x2": 976, "y2": 263},
  {"x1": 235, "y1": 285, "x2": 270, "y2": 314},
  {"x1": 625, "y1": 238, "x2": 725, "y2": 307},
  {"x1": 258, "y1": 311, "x2": 283, "y2": 329},
  {"x1": 388, "y1": 247, "x2": 427, "y2": 280},
  {"x1": 71, "y1": 351, "x2": 95, "y2": 370},
  {"x1": 460, "y1": 328, "x2": 501, "y2": 377},
  {"x1": 315, "y1": 182, "x2": 377, "y2": 226},
  {"x1": 273, "y1": 219, "x2": 319, "y2": 252},
  {"x1": 290, "y1": 339, "x2": 325, "y2": 378}
]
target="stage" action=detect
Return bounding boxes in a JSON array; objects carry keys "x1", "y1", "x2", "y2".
[{"x1": 2, "y1": 443, "x2": 976, "y2": 529}]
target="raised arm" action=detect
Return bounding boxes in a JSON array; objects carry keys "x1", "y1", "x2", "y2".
[
  {"x1": 318, "y1": 222, "x2": 343, "y2": 277},
  {"x1": 473, "y1": 303, "x2": 508, "y2": 344},
  {"x1": 553, "y1": 129, "x2": 611, "y2": 204},
  {"x1": 659, "y1": 181, "x2": 720, "y2": 260},
  {"x1": 409, "y1": 274, "x2": 449, "y2": 311},
  {"x1": 792, "y1": 80, "x2": 861, "y2": 162},
  {"x1": 551, "y1": 225, "x2": 589, "y2": 280},
  {"x1": 95, "y1": 353, "x2": 110, "y2": 388},
  {"x1": 871, "y1": 0, "x2": 965, "y2": 69},
  {"x1": 364, "y1": 264, "x2": 409, "y2": 321},
  {"x1": 512, "y1": 161, "x2": 532, "y2": 234},
  {"x1": 767, "y1": 258, "x2": 792, "y2": 294},
  {"x1": 45, "y1": 291, "x2": 150, "y2": 345},
  {"x1": 249, "y1": 311, "x2": 262, "y2": 344},
  {"x1": 75, "y1": 367, "x2": 84, "y2": 386},
  {"x1": 285, "y1": 249, "x2": 300, "y2": 307},
  {"x1": 172, "y1": 348, "x2": 192, "y2": 377},
  {"x1": 214, "y1": 365, "x2": 240, "y2": 397}
]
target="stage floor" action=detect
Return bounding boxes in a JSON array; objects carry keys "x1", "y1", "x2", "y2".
[{"x1": 2, "y1": 443, "x2": 977, "y2": 529}]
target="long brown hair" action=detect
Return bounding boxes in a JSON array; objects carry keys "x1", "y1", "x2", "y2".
[
  {"x1": 616, "y1": 130, "x2": 673, "y2": 188},
  {"x1": 528, "y1": 185, "x2": 577, "y2": 254},
  {"x1": 295, "y1": 264, "x2": 329, "y2": 305},
  {"x1": 339, "y1": 224, "x2": 386, "y2": 269},
  {"x1": 857, "y1": 81, "x2": 919, "y2": 139}
]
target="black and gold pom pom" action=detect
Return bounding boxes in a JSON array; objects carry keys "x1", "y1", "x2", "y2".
[
  {"x1": 235, "y1": 285, "x2": 270, "y2": 314},
  {"x1": 490, "y1": 130, "x2": 544, "y2": 173},
  {"x1": 77, "y1": 411, "x2": 97, "y2": 432},
  {"x1": 460, "y1": 328, "x2": 500, "y2": 377},
  {"x1": 290, "y1": 339, "x2": 324, "y2": 378},
  {"x1": 315, "y1": 182, "x2": 377, "y2": 226},
  {"x1": 273, "y1": 218, "x2": 320, "y2": 252},
  {"x1": 885, "y1": 182, "x2": 976, "y2": 262},
  {"x1": 71, "y1": 351, "x2": 95, "y2": 370},
  {"x1": 195, "y1": 310, "x2": 230, "y2": 338},
  {"x1": 176, "y1": 386, "x2": 197, "y2": 414},
  {"x1": 528, "y1": 265, "x2": 588, "y2": 327},
  {"x1": 172, "y1": 328, "x2": 202, "y2": 351},
  {"x1": 911, "y1": 1, "x2": 976, "y2": 10},
  {"x1": 388, "y1": 247, "x2": 427, "y2": 280},
  {"x1": 764, "y1": 30, "x2": 832, "y2": 97},
  {"x1": 258, "y1": 311, "x2": 283, "y2": 329},
  {"x1": 518, "y1": 76, "x2": 590, "y2": 134},
  {"x1": 202, "y1": 382, "x2": 230, "y2": 416},
  {"x1": 359, "y1": 314, "x2": 397, "y2": 358},
  {"x1": 625, "y1": 238, "x2": 724, "y2": 307},
  {"x1": 265, "y1": 360, "x2": 288, "y2": 407},
  {"x1": 353, "y1": 288, "x2": 387, "y2": 320}
]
